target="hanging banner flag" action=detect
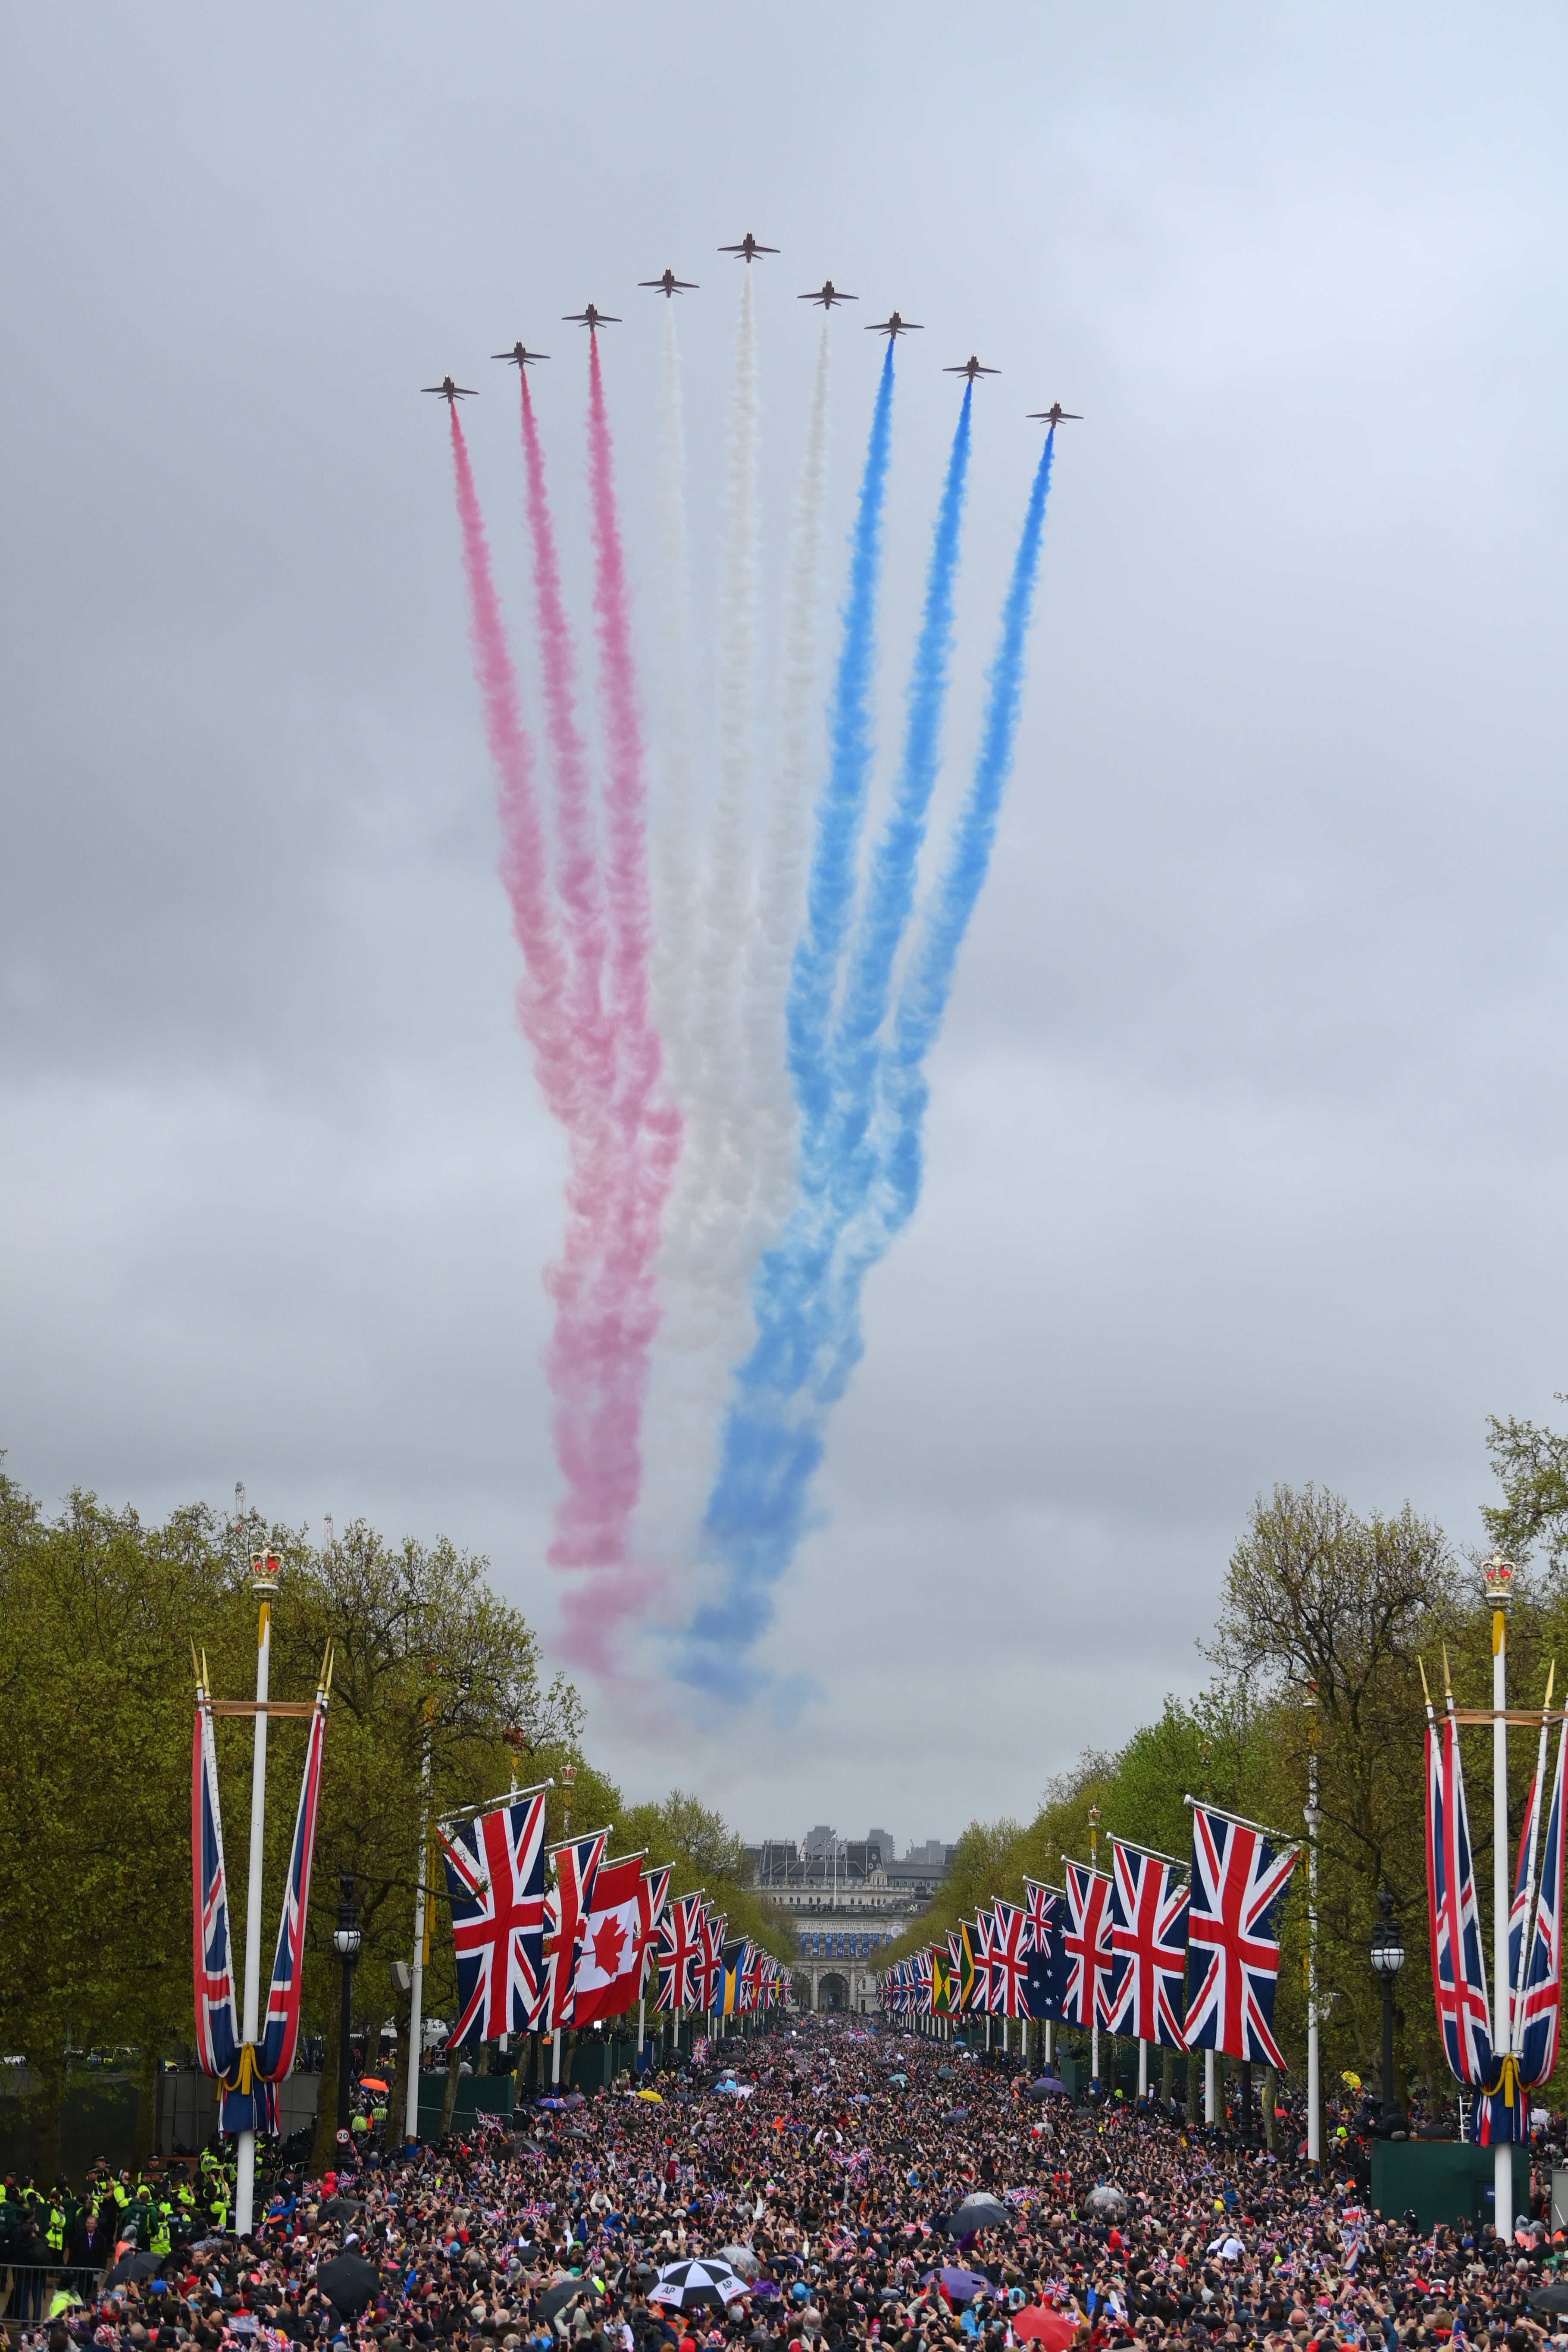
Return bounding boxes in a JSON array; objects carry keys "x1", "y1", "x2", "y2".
[
  {"x1": 1022, "y1": 1879, "x2": 1066, "y2": 2022},
  {"x1": 1183, "y1": 1801, "x2": 1298, "y2": 2069},
  {"x1": 1063, "y1": 1861, "x2": 1116, "y2": 2031},
  {"x1": 693, "y1": 1906, "x2": 727, "y2": 2013},
  {"x1": 1517, "y1": 1719, "x2": 1567, "y2": 2087},
  {"x1": 439, "y1": 1788, "x2": 549, "y2": 2047},
  {"x1": 1470, "y1": 1709, "x2": 1567, "y2": 2145},
  {"x1": 189, "y1": 1649, "x2": 333, "y2": 2138},
  {"x1": 970, "y1": 1913, "x2": 996, "y2": 2015},
  {"x1": 633, "y1": 1865, "x2": 672, "y2": 1996},
  {"x1": 1109, "y1": 1839, "x2": 1190, "y2": 2051},
  {"x1": 1424, "y1": 1707, "x2": 1496, "y2": 2096},
  {"x1": 191, "y1": 1686, "x2": 242, "y2": 2082},
  {"x1": 989, "y1": 1901, "x2": 1031, "y2": 2020},
  {"x1": 543, "y1": 1829, "x2": 608, "y2": 2032},
  {"x1": 654, "y1": 1891, "x2": 702, "y2": 2012},
  {"x1": 572, "y1": 1849, "x2": 648, "y2": 2026}
]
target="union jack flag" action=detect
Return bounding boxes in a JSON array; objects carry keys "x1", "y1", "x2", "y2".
[
  {"x1": 190, "y1": 1695, "x2": 241, "y2": 2080},
  {"x1": 1471, "y1": 1715, "x2": 1566, "y2": 2143},
  {"x1": 257, "y1": 1694, "x2": 328, "y2": 2084},
  {"x1": 440, "y1": 1789, "x2": 549, "y2": 2046},
  {"x1": 1424, "y1": 1714, "x2": 1495, "y2": 2091},
  {"x1": 634, "y1": 1866, "x2": 671, "y2": 1995},
  {"x1": 693, "y1": 1905, "x2": 726, "y2": 2012},
  {"x1": 1517, "y1": 1721, "x2": 1567, "y2": 2088},
  {"x1": 542, "y1": 1829, "x2": 607, "y2": 2033},
  {"x1": 1063, "y1": 1862, "x2": 1116, "y2": 2030},
  {"x1": 970, "y1": 1911, "x2": 996, "y2": 2014},
  {"x1": 915, "y1": 1945, "x2": 934, "y2": 2014},
  {"x1": 1183, "y1": 1802, "x2": 1298, "y2": 2068},
  {"x1": 990, "y1": 1901, "x2": 1031, "y2": 2020},
  {"x1": 744, "y1": 1941, "x2": 771, "y2": 2011},
  {"x1": 1109, "y1": 1839, "x2": 1189, "y2": 2049},
  {"x1": 1023, "y1": 1877, "x2": 1056, "y2": 1954},
  {"x1": 654, "y1": 1891, "x2": 702, "y2": 2012}
]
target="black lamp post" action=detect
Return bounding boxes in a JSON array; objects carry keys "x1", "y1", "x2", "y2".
[
  {"x1": 1369, "y1": 1889, "x2": 1405, "y2": 2126},
  {"x1": 332, "y1": 1872, "x2": 363, "y2": 2137}
]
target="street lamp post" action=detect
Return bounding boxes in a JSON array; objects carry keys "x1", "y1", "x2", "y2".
[
  {"x1": 332, "y1": 1873, "x2": 363, "y2": 2141},
  {"x1": 1369, "y1": 1890, "x2": 1405, "y2": 2127}
]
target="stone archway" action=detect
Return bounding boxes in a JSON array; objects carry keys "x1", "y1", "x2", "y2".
[
  {"x1": 791, "y1": 1971, "x2": 813, "y2": 2012},
  {"x1": 818, "y1": 1972, "x2": 850, "y2": 2012}
]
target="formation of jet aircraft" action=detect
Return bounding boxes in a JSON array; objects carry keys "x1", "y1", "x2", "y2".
[{"x1": 427, "y1": 242, "x2": 1078, "y2": 425}]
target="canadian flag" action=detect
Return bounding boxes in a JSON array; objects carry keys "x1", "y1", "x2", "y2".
[{"x1": 571, "y1": 1852, "x2": 646, "y2": 2026}]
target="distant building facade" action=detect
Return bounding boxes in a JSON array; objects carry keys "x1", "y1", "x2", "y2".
[{"x1": 743, "y1": 1828, "x2": 952, "y2": 2014}]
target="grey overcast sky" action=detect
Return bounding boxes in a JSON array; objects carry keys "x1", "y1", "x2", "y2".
[{"x1": 3, "y1": 3, "x2": 1566, "y2": 1849}]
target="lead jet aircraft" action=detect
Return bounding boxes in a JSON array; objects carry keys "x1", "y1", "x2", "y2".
[
  {"x1": 1027, "y1": 402, "x2": 1082, "y2": 426},
  {"x1": 639, "y1": 267, "x2": 698, "y2": 298},
  {"x1": 800, "y1": 280, "x2": 856, "y2": 308},
  {"x1": 423, "y1": 376, "x2": 476, "y2": 403},
  {"x1": 492, "y1": 343, "x2": 549, "y2": 369},
  {"x1": 945, "y1": 354, "x2": 999, "y2": 382},
  {"x1": 563, "y1": 304, "x2": 621, "y2": 332},
  {"x1": 719, "y1": 232, "x2": 778, "y2": 263},
  {"x1": 866, "y1": 311, "x2": 922, "y2": 338}
]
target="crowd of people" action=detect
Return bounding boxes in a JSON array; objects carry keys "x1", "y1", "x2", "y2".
[{"x1": 7, "y1": 2019, "x2": 1568, "y2": 2352}]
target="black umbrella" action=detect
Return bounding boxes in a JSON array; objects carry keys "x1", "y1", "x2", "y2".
[
  {"x1": 319, "y1": 2196, "x2": 363, "y2": 2221},
  {"x1": 1024, "y1": 2078, "x2": 1069, "y2": 2101},
  {"x1": 317, "y1": 2253, "x2": 381, "y2": 2317},
  {"x1": 1530, "y1": 2289, "x2": 1568, "y2": 2317},
  {"x1": 540, "y1": 2283, "x2": 599, "y2": 2323},
  {"x1": 106, "y1": 2253, "x2": 166, "y2": 2286},
  {"x1": 950, "y1": 2196, "x2": 1010, "y2": 2235}
]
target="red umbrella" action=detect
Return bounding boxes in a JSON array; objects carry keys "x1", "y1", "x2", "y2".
[
  {"x1": 1012, "y1": 2311, "x2": 1077, "y2": 2348},
  {"x1": 359, "y1": 2077, "x2": 390, "y2": 2093}
]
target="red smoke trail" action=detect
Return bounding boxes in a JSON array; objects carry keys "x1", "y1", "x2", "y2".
[
  {"x1": 545, "y1": 341, "x2": 682, "y2": 1668},
  {"x1": 450, "y1": 406, "x2": 647, "y2": 1635},
  {"x1": 447, "y1": 408, "x2": 574, "y2": 1120},
  {"x1": 516, "y1": 375, "x2": 613, "y2": 1110}
]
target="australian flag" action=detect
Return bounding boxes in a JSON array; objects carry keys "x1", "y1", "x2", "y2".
[{"x1": 1021, "y1": 1881, "x2": 1066, "y2": 2020}]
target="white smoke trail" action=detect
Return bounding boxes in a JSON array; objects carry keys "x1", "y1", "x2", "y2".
[
  {"x1": 637, "y1": 274, "x2": 765, "y2": 1578},
  {"x1": 650, "y1": 306, "x2": 698, "y2": 1106},
  {"x1": 745, "y1": 319, "x2": 831, "y2": 1235}
]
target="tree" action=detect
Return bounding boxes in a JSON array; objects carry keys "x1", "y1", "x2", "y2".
[{"x1": 1484, "y1": 1401, "x2": 1568, "y2": 1571}]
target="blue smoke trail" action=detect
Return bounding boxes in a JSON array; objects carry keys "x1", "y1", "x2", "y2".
[
  {"x1": 682, "y1": 426, "x2": 1055, "y2": 1691},
  {"x1": 829, "y1": 383, "x2": 972, "y2": 1168},
  {"x1": 786, "y1": 341, "x2": 896, "y2": 1167}
]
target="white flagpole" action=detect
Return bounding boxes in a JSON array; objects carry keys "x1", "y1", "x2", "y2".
[
  {"x1": 1138, "y1": 2039, "x2": 1148, "y2": 2099},
  {"x1": 1489, "y1": 1559, "x2": 1514, "y2": 2240},
  {"x1": 235, "y1": 1551, "x2": 278, "y2": 2239},
  {"x1": 1305, "y1": 1682, "x2": 1321, "y2": 2169},
  {"x1": 1205, "y1": 2048, "x2": 1216, "y2": 2126},
  {"x1": 405, "y1": 1700, "x2": 432, "y2": 2145}
]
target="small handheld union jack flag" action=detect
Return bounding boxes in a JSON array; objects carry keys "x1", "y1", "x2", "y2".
[{"x1": 1182, "y1": 1801, "x2": 1298, "y2": 2068}]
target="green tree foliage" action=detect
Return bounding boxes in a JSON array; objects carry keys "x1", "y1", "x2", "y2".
[
  {"x1": 0, "y1": 1467, "x2": 790, "y2": 2174},
  {"x1": 881, "y1": 1479, "x2": 1568, "y2": 2116}
]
